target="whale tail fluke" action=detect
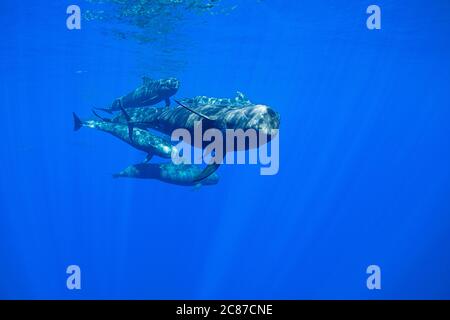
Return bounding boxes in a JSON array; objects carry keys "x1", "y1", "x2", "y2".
[{"x1": 73, "y1": 112, "x2": 83, "y2": 131}]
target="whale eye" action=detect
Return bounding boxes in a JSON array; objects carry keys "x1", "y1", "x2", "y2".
[{"x1": 266, "y1": 108, "x2": 276, "y2": 118}]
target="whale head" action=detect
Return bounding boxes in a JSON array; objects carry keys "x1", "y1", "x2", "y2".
[
  {"x1": 248, "y1": 104, "x2": 280, "y2": 136},
  {"x1": 158, "y1": 78, "x2": 180, "y2": 96},
  {"x1": 227, "y1": 104, "x2": 280, "y2": 140}
]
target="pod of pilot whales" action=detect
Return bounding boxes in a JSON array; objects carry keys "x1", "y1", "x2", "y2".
[{"x1": 73, "y1": 76, "x2": 280, "y2": 187}]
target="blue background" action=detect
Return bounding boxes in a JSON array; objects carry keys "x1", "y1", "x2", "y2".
[{"x1": 0, "y1": 0, "x2": 449, "y2": 299}]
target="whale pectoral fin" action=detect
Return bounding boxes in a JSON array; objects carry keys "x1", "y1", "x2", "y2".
[
  {"x1": 194, "y1": 144, "x2": 225, "y2": 183},
  {"x1": 93, "y1": 107, "x2": 114, "y2": 114},
  {"x1": 165, "y1": 97, "x2": 170, "y2": 107},
  {"x1": 139, "y1": 95, "x2": 160, "y2": 107},
  {"x1": 175, "y1": 100, "x2": 211, "y2": 120},
  {"x1": 127, "y1": 125, "x2": 134, "y2": 141},
  {"x1": 91, "y1": 109, "x2": 111, "y2": 122},
  {"x1": 175, "y1": 100, "x2": 226, "y2": 130},
  {"x1": 143, "y1": 153, "x2": 153, "y2": 163},
  {"x1": 119, "y1": 104, "x2": 134, "y2": 141},
  {"x1": 193, "y1": 162, "x2": 221, "y2": 183}
]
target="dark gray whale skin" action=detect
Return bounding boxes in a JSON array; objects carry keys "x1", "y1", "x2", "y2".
[
  {"x1": 109, "y1": 102, "x2": 280, "y2": 149},
  {"x1": 72, "y1": 113, "x2": 175, "y2": 160},
  {"x1": 100, "y1": 77, "x2": 180, "y2": 112},
  {"x1": 104, "y1": 97, "x2": 280, "y2": 182},
  {"x1": 180, "y1": 91, "x2": 251, "y2": 108},
  {"x1": 113, "y1": 163, "x2": 219, "y2": 186}
]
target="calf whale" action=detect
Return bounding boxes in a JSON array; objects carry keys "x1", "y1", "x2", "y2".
[
  {"x1": 113, "y1": 163, "x2": 219, "y2": 186},
  {"x1": 96, "y1": 77, "x2": 180, "y2": 113},
  {"x1": 72, "y1": 112, "x2": 176, "y2": 162}
]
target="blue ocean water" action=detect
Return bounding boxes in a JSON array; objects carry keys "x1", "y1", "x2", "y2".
[{"x1": 0, "y1": 0, "x2": 449, "y2": 299}]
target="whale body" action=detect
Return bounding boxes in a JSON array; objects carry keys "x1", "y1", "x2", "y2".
[
  {"x1": 97, "y1": 77, "x2": 180, "y2": 113},
  {"x1": 72, "y1": 112, "x2": 176, "y2": 161},
  {"x1": 113, "y1": 163, "x2": 219, "y2": 186},
  {"x1": 109, "y1": 102, "x2": 280, "y2": 147}
]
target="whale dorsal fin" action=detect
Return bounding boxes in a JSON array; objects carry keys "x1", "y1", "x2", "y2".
[
  {"x1": 236, "y1": 91, "x2": 250, "y2": 104},
  {"x1": 142, "y1": 76, "x2": 154, "y2": 86}
]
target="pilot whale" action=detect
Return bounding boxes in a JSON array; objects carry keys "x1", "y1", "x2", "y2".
[
  {"x1": 113, "y1": 163, "x2": 219, "y2": 186},
  {"x1": 96, "y1": 77, "x2": 180, "y2": 113},
  {"x1": 109, "y1": 100, "x2": 280, "y2": 141},
  {"x1": 72, "y1": 112, "x2": 176, "y2": 162},
  {"x1": 107, "y1": 99, "x2": 280, "y2": 182}
]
